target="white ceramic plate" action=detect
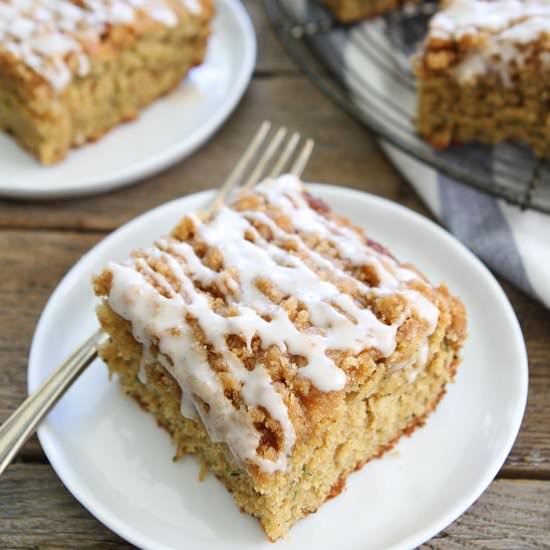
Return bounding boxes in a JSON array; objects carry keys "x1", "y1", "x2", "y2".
[
  {"x1": 28, "y1": 184, "x2": 528, "y2": 550},
  {"x1": 0, "y1": 0, "x2": 255, "y2": 200}
]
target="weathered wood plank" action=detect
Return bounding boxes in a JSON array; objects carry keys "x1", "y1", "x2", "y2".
[
  {"x1": 0, "y1": 463, "x2": 131, "y2": 549},
  {"x1": 0, "y1": 1, "x2": 548, "y2": 547},
  {"x1": 0, "y1": 231, "x2": 103, "y2": 460},
  {"x1": 1, "y1": 464, "x2": 549, "y2": 549},
  {"x1": 1, "y1": 230, "x2": 549, "y2": 473},
  {"x1": 247, "y1": 0, "x2": 298, "y2": 75},
  {"x1": 502, "y1": 279, "x2": 550, "y2": 478},
  {"x1": 0, "y1": 0, "x2": 325, "y2": 231},
  {"x1": 0, "y1": 75, "x2": 416, "y2": 231}
]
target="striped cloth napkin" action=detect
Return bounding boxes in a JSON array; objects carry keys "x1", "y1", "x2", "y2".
[{"x1": 383, "y1": 144, "x2": 550, "y2": 309}]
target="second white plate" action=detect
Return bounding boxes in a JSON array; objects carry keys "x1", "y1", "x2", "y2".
[
  {"x1": 28, "y1": 184, "x2": 528, "y2": 550},
  {"x1": 0, "y1": 0, "x2": 255, "y2": 200}
]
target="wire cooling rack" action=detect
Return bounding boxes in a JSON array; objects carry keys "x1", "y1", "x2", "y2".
[{"x1": 264, "y1": 0, "x2": 550, "y2": 214}]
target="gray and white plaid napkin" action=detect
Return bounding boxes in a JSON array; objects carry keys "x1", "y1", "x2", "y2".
[{"x1": 384, "y1": 144, "x2": 550, "y2": 309}]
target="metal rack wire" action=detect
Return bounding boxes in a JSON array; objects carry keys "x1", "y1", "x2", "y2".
[{"x1": 264, "y1": 0, "x2": 550, "y2": 214}]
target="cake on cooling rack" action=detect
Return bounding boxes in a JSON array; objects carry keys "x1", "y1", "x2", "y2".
[
  {"x1": 0, "y1": 0, "x2": 213, "y2": 164},
  {"x1": 415, "y1": 0, "x2": 550, "y2": 156},
  {"x1": 323, "y1": 0, "x2": 418, "y2": 22},
  {"x1": 93, "y1": 175, "x2": 466, "y2": 541}
]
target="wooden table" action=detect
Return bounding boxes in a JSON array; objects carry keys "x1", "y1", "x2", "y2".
[{"x1": 1, "y1": 3, "x2": 549, "y2": 548}]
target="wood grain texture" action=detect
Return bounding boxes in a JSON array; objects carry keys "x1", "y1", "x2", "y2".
[
  {"x1": 248, "y1": 1, "x2": 298, "y2": 75},
  {"x1": 0, "y1": 75, "x2": 414, "y2": 232},
  {"x1": 0, "y1": 0, "x2": 549, "y2": 546},
  {"x1": 0, "y1": 464, "x2": 131, "y2": 549},
  {"x1": 1, "y1": 464, "x2": 549, "y2": 549},
  {"x1": 0, "y1": 0, "x2": 415, "y2": 232},
  {"x1": 420, "y1": 479, "x2": 550, "y2": 549},
  {"x1": 0, "y1": 231, "x2": 103, "y2": 460},
  {"x1": 501, "y1": 279, "x2": 550, "y2": 479},
  {"x1": 1, "y1": 232, "x2": 549, "y2": 471}
]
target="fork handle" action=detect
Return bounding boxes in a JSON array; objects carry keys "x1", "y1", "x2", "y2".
[{"x1": 0, "y1": 329, "x2": 106, "y2": 477}]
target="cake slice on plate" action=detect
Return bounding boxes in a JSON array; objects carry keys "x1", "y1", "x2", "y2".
[
  {"x1": 415, "y1": 0, "x2": 550, "y2": 156},
  {"x1": 0, "y1": 0, "x2": 213, "y2": 164},
  {"x1": 93, "y1": 175, "x2": 467, "y2": 541}
]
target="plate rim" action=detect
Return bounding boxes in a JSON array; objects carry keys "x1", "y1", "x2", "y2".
[
  {"x1": 0, "y1": 0, "x2": 256, "y2": 200},
  {"x1": 28, "y1": 183, "x2": 529, "y2": 550}
]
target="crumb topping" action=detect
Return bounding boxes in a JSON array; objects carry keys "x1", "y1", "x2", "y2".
[
  {"x1": 98, "y1": 175, "x2": 441, "y2": 473},
  {"x1": 423, "y1": 0, "x2": 550, "y2": 85},
  {"x1": 0, "y1": 0, "x2": 203, "y2": 91}
]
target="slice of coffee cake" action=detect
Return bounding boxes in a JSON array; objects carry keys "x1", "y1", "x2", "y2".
[
  {"x1": 93, "y1": 175, "x2": 466, "y2": 540},
  {"x1": 415, "y1": 0, "x2": 550, "y2": 156},
  {"x1": 0, "y1": 0, "x2": 213, "y2": 164}
]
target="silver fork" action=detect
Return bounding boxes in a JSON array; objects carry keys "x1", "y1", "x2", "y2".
[{"x1": 0, "y1": 121, "x2": 314, "y2": 477}]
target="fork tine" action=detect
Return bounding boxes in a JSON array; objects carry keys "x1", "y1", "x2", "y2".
[
  {"x1": 206, "y1": 121, "x2": 271, "y2": 215},
  {"x1": 269, "y1": 131, "x2": 301, "y2": 178},
  {"x1": 290, "y1": 138, "x2": 314, "y2": 177},
  {"x1": 243, "y1": 126, "x2": 288, "y2": 190},
  {"x1": 206, "y1": 123, "x2": 314, "y2": 218}
]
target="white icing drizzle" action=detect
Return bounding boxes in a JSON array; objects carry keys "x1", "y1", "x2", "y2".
[
  {"x1": 426, "y1": 0, "x2": 550, "y2": 86},
  {"x1": 102, "y1": 175, "x2": 440, "y2": 473},
  {"x1": 252, "y1": 177, "x2": 436, "y2": 323},
  {"x1": 0, "y1": 0, "x2": 203, "y2": 92}
]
